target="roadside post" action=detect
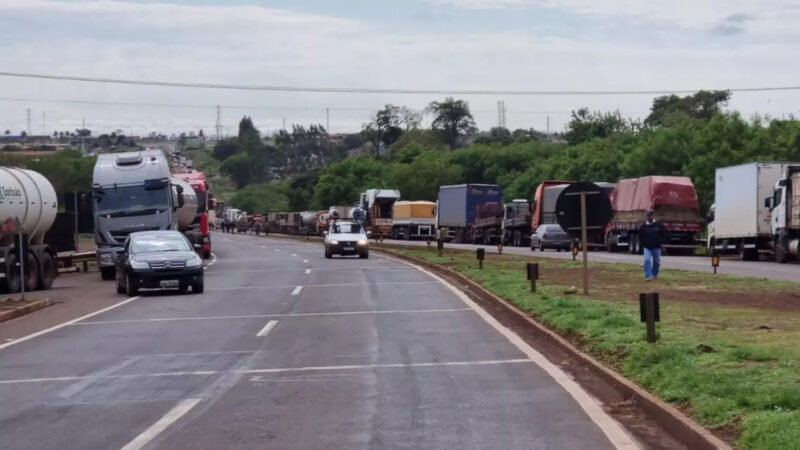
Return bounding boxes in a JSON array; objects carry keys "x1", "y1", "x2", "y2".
[
  {"x1": 711, "y1": 253, "x2": 720, "y2": 274},
  {"x1": 476, "y1": 248, "x2": 485, "y2": 269},
  {"x1": 571, "y1": 242, "x2": 579, "y2": 261},
  {"x1": 526, "y1": 262, "x2": 539, "y2": 293},
  {"x1": 437, "y1": 234, "x2": 444, "y2": 256},
  {"x1": 639, "y1": 292, "x2": 660, "y2": 343},
  {"x1": 13, "y1": 219, "x2": 26, "y2": 301},
  {"x1": 426, "y1": 236, "x2": 433, "y2": 249},
  {"x1": 497, "y1": 243, "x2": 503, "y2": 255},
  {"x1": 555, "y1": 182, "x2": 613, "y2": 296}
]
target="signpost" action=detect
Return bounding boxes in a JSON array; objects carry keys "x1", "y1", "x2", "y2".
[{"x1": 555, "y1": 182, "x2": 613, "y2": 295}]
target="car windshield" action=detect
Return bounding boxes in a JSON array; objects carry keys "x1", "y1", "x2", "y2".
[
  {"x1": 94, "y1": 185, "x2": 170, "y2": 217},
  {"x1": 131, "y1": 235, "x2": 191, "y2": 253},
  {"x1": 331, "y1": 223, "x2": 362, "y2": 234},
  {"x1": 545, "y1": 225, "x2": 565, "y2": 233}
]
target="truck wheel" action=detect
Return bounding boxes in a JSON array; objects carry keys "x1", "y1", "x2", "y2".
[
  {"x1": 605, "y1": 232, "x2": 615, "y2": 253},
  {"x1": 23, "y1": 252, "x2": 38, "y2": 292},
  {"x1": 115, "y1": 275, "x2": 125, "y2": 294},
  {"x1": 37, "y1": 254, "x2": 56, "y2": 290},
  {"x1": 4, "y1": 252, "x2": 20, "y2": 293},
  {"x1": 775, "y1": 237, "x2": 789, "y2": 263},
  {"x1": 629, "y1": 234, "x2": 638, "y2": 254},
  {"x1": 100, "y1": 267, "x2": 116, "y2": 281}
]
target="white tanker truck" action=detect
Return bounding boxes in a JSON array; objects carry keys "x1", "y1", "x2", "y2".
[
  {"x1": 0, "y1": 167, "x2": 59, "y2": 292},
  {"x1": 170, "y1": 176, "x2": 203, "y2": 249}
]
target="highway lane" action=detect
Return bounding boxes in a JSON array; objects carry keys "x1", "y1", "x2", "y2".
[
  {"x1": 383, "y1": 239, "x2": 800, "y2": 282},
  {"x1": 0, "y1": 232, "x2": 638, "y2": 449}
]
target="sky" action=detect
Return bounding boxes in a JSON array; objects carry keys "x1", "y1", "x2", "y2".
[{"x1": 1, "y1": 0, "x2": 799, "y2": 136}]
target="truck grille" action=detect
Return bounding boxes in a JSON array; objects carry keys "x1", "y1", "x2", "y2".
[{"x1": 148, "y1": 260, "x2": 186, "y2": 269}]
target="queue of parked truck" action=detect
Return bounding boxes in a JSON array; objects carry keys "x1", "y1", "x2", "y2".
[{"x1": 222, "y1": 161, "x2": 800, "y2": 264}]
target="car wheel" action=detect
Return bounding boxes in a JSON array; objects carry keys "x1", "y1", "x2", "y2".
[
  {"x1": 539, "y1": 245, "x2": 544, "y2": 251},
  {"x1": 178, "y1": 284, "x2": 189, "y2": 294},
  {"x1": 125, "y1": 273, "x2": 139, "y2": 297},
  {"x1": 115, "y1": 275, "x2": 125, "y2": 294},
  {"x1": 192, "y1": 282, "x2": 204, "y2": 294}
]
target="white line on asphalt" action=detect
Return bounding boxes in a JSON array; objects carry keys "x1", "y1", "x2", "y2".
[
  {"x1": 380, "y1": 253, "x2": 641, "y2": 450},
  {"x1": 72, "y1": 308, "x2": 473, "y2": 325},
  {"x1": 0, "y1": 296, "x2": 142, "y2": 352},
  {"x1": 291, "y1": 253, "x2": 298, "y2": 257},
  {"x1": 303, "y1": 259, "x2": 309, "y2": 263},
  {"x1": 305, "y1": 268, "x2": 311, "y2": 274},
  {"x1": 0, "y1": 359, "x2": 533, "y2": 385},
  {"x1": 203, "y1": 252, "x2": 217, "y2": 269},
  {"x1": 207, "y1": 281, "x2": 437, "y2": 291},
  {"x1": 120, "y1": 398, "x2": 202, "y2": 450},
  {"x1": 274, "y1": 249, "x2": 282, "y2": 253},
  {"x1": 291, "y1": 285, "x2": 303, "y2": 296},
  {"x1": 256, "y1": 320, "x2": 278, "y2": 337}
]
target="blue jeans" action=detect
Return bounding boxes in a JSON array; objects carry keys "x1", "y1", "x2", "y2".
[{"x1": 643, "y1": 247, "x2": 661, "y2": 279}]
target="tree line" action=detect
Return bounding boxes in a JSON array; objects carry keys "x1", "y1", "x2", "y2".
[{"x1": 217, "y1": 91, "x2": 800, "y2": 215}]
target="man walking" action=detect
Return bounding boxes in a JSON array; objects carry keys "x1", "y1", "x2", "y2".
[{"x1": 639, "y1": 209, "x2": 668, "y2": 280}]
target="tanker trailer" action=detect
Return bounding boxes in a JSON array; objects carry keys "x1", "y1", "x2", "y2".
[
  {"x1": 170, "y1": 176, "x2": 201, "y2": 250},
  {"x1": 0, "y1": 167, "x2": 59, "y2": 292},
  {"x1": 300, "y1": 211, "x2": 319, "y2": 235}
]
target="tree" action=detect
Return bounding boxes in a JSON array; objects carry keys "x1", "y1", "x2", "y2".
[
  {"x1": 399, "y1": 107, "x2": 422, "y2": 130},
  {"x1": 4, "y1": 130, "x2": 9, "y2": 136},
  {"x1": 427, "y1": 97, "x2": 475, "y2": 149},
  {"x1": 20, "y1": 131, "x2": 27, "y2": 138},
  {"x1": 220, "y1": 153, "x2": 252, "y2": 188},
  {"x1": 212, "y1": 137, "x2": 242, "y2": 161},
  {"x1": 645, "y1": 90, "x2": 731, "y2": 127},
  {"x1": 564, "y1": 108, "x2": 630, "y2": 146},
  {"x1": 361, "y1": 105, "x2": 404, "y2": 155}
]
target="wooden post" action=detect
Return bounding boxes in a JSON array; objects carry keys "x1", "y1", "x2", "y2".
[
  {"x1": 639, "y1": 292, "x2": 660, "y2": 343},
  {"x1": 580, "y1": 192, "x2": 589, "y2": 295}
]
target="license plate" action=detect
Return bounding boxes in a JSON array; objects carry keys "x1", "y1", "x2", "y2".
[
  {"x1": 343, "y1": 246, "x2": 355, "y2": 251},
  {"x1": 160, "y1": 280, "x2": 179, "y2": 288}
]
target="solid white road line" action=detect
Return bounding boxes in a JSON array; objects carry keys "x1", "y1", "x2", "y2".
[
  {"x1": 0, "y1": 296, "x2": 141, "y2": 352},
  {"x1": 73, "y1": 308, "x2": 473, "y2": 325},
  {"x1": 305, "y1": 268, "x2": 311, "y2": 275},
  {"x1": 256, "y1": 320, "x2": 278, "y2": 337},
  {"x1": 120, "y1": 398, "x2": 202, "y2": 450},
  {"x1": 203, "y1": 253, "x2": 217, "y2": 269},
  {"x1": 291, "y1": 285, "x2": 303, "y2": 296},
  {"x1": 380, "y1": 253, "x2": 641, "y2": 450},
  {"x1": 0, "y1": 359, "x2": 533, "y2": 385}
]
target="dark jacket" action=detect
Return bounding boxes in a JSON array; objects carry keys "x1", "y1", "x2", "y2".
[{"x1": 639, "y1": 220, "x2": 668, "y2": 249}]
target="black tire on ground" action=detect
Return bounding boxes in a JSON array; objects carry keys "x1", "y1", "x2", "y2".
[
  {"x1": 23, "y1": 252, "x2": 38, "y2": 292},
  {"x1": 738, "y1": 241, "x2": 758, "y2": 261},
  {"x1": 539, "y1": 246, "x2": 544, "y2": 252},
  {"x1": 775, "y1": 237, "x2": 789, "y2": 263},
  {"x1": 606, "y1": 233, "x2": 615, "y2": 253},
  {"x1": 125, "y1": 273, "x2": 138, "y2": 297},
  {"x1": 203, "y1": 250, "x2": 211, "y2": 259},
  {"x1": 100, "y1": 266, "x2": 116, "y2": 280},
  {"x1": 4, "y1": 252, "x2": 20, "y2": 293},
  {"x1": 192, "y1": 282, "x2": 204, "y2": 294},
  {"x1": 325, "y1": 249, "x2": 332, "y2": 259},
  {"x1": 37, "y1": 253, "x2": 56, "y2": 290},
  {"x1": 359, "y1": 252, "x2": 369, "y2": 259},
  {"x1": 115, "y1": 275, "x2": 125, "y2": 294}
]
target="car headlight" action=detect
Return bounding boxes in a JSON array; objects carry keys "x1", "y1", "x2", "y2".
[
  {"x1": 357, "y1": 239, "x2": 368, "y2": 246},
  {"x1": 186, "y1": 255, "x2": 203, "y2": 267},
  {"x1": 129, "y1": 259, "x2": 149, "y2": 270},
  {"x1": 329, "y1": 240, "x2": 339, "y2": 245}
]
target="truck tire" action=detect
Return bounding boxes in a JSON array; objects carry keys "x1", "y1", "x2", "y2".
[
  {"x1": 738, "y1": 242, "x2": 758, "y2": 261},
  {"x1": 605, "y1": 232, "x2": 615, "y2": 253},
  {"x1": 4, "y1": 252, "x2": 20, "y2": 293},
  {"x1": 37, "y1": 253, "x2": 56, "y2": 290},
  {"x1": 100, "y1": 267, "x2": 116, "y2": 281},
  {"x1": 23, "y1": 252, "x2": 38, "y2": 292},
  {"x1": 775, "y1": 236, "x2": 789, "y2": 263}
]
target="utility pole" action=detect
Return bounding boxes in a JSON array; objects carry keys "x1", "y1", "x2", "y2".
[
  {"x1": 81, "y1": 117, "x2": 86, "y2": 153},
  {"x1": 215, "y1": 105, "x2": 222, "y2": 141},
  {"x1": 546, "y1": 115, "x2": 550, "y2": 138},
  {"x1": 42, "y1": 111, "x2": 46, "y2": 136},
  {"x1": 326, "y1": 108, "x2": 330, "y2": 133},
  {"x1": 26, "y1": 108, "x2": 31, "y2": 135},
  {"x1": 497, "y1": 101, "x2": 506, "y2": 128},
  {"x1": 282, "y1": 117, "x2": 286, "y2": 131}
]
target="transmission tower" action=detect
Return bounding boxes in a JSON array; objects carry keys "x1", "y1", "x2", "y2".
[
  {"x1": 26, "y1": 108, "x2": 31, "y2": 135},
  {"x1": 497, "y1": 100, "x2": 506, "y2": 128},
  {"x1": 215, "y1": 105, "x2": 222, "y2": 140}
]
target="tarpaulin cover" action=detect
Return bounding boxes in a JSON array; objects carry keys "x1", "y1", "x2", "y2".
[{"x1": 611, "y1": 176, "x2": 699, "y2": 212}]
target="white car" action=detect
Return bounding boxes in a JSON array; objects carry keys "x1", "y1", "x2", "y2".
[{"x1": 324, "y1": 221, "x2": 369, "y2": 259}]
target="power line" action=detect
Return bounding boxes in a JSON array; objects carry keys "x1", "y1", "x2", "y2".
[{"x1": 3, "y1": 70, "x2": 800, "y2": 96}]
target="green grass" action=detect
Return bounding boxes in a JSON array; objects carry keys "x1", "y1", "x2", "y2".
[{"x1": 392, "y1": 246, "x2": 800, "y2": 449}]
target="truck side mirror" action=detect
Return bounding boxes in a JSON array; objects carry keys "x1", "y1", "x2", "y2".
[{"x1": 765, "y1": 197, "x2": 773, "y2": 209}]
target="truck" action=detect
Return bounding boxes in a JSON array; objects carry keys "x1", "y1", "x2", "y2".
[
  {"x1": 530, "y1": 181, "x2": 573, "y2": 232},
  {"x1": 0, "y1": 167, "x2": 59, "y2": 292},
  {"x1": 93, "y1": 150, "x2": 184, "y2": 280},
  {"x1": 437, "y1": 184, "x2": 503, "y2": 244},
  {"x1": 391, "y1": 201, "x2": 436, "y2": 240},
  {"x1": 709, "y1": 162, "x2": 800, "y2": 261},
  {"x1": 768, "y1": 163, "x2": 800, "y2": 262},
  {"x1": 172, "y1": 170, "x2": 212, "y2": 258},
  {"x1": 501, "y1": 199, "x2": 531, "y2": 247},
  {"x1": 358, "y1": 189, "x2": 401, "y2": 238},
  {"x1": 606, "y1": 176, "x2": 703, "y2": 254}
]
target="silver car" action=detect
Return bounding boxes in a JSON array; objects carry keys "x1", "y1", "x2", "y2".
[{"x1": 530, "y1": 224, "x2": 572, "y2": 251}]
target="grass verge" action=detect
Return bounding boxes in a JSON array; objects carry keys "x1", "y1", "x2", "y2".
[{"x1": 389, "y1": 245, "x2": 800, "y2": 450}]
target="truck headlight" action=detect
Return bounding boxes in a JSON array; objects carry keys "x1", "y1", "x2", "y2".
[
  {"x1": 130, "y1": 260, "x2": 149, "y2": 270},
  {"x1": 98, "y1": 253, "x2": 115, "y2": 265},
  {"x1": 186, "y1": 255, "x2": 203, "y2": 267},
  {"x1": 357, "y1": 240, "x2": 368, "y2": 246}
]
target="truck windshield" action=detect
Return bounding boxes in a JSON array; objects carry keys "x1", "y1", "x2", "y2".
[{"x1": 94, "y1": 185, "x2": 170, "y2": 217}]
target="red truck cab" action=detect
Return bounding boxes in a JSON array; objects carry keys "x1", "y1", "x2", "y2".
[{"x1": 173, "y1": 170, "x2": 212, "y2": 258}]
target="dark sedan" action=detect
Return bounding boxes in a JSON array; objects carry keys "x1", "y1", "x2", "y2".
[
  {"x1": 115, "y1": 231, "x2": 204, "y2": 296},
  {"x1": 531, "y1": 224, "x2": 572, "y2": 251}
]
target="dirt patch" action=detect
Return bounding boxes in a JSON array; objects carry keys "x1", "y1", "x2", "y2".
[{"x1": 542, "y1": 266, "x2": 800, "y2": 311}]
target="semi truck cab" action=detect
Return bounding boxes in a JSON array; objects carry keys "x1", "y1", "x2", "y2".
[{"x1": 766, "y1": 166, "x2": 800, "y2": 262}]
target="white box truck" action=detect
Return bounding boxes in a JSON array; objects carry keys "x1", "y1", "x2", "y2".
[{"x1": 708, "y1": 162, "x2": 800, "y2": 261}]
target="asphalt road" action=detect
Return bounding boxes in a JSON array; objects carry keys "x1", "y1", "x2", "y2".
[
  {"x1": 383, "y1": 239, "x2": 800, "y2": 282},
  {"x1": 0, "y1": 233, "x2": 638, "y2": 450}
]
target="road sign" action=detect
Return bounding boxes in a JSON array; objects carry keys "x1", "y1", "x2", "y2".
[
  {"x1": 554, "y1": 182, "x2": 612, "y2": 295},
  {"x1": 554, "y1": 182, "x2": 612, "y2": 237}
]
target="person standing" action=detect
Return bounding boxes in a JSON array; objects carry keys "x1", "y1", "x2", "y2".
[{"x1": 639, "y1": 209, "x2": 668, "y2": 280}]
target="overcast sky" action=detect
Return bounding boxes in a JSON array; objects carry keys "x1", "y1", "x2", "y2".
[{"x1": 1, "y1": 0, "x2": 799, "y2": 136}]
